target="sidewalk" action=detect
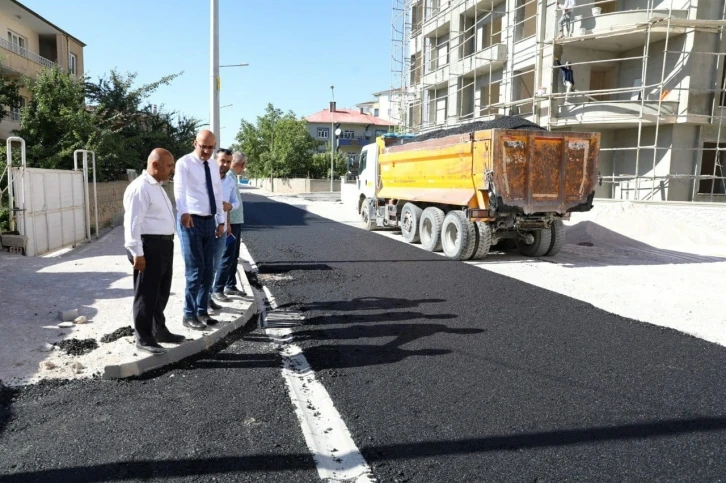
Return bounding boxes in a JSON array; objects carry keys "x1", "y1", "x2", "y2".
[{"x1": 0, "y1": 227, "x2": 257, "y2": 387}]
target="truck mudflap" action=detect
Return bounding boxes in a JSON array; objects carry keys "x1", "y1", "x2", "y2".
[{"x1": 489, "y1": 130, "x2": 600, "y2": 215}]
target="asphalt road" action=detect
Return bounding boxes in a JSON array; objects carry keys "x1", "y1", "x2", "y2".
[
  {"x1": 241, "y1": 194, "x2": 726, "y2": 482},
  {"x1": 0, "y1": 327, "x2": 320, "y2": 482}
]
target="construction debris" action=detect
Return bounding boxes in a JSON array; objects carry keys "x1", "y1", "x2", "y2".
[
  {"x1": 74, "y1": 316, "x2": 88, "y2": 324},
  {"x1": 53, "y1": 339, "x2": 99, "y2": 356},
  {"x1": 58, "y1": 309, "x2": 79, "y2": 322},
  {"x1": 100, "y1": 326, "x2": 134, "y2": 343}
]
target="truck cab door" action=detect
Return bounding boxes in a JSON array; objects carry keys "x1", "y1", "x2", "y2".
[{"x1": 357, "y1": 144, "x2": 378, "y2": 201}]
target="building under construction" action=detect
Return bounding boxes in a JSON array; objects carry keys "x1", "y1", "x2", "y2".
[{"x1": 390, "y1": 0, "x2": 726, "y2": 202}]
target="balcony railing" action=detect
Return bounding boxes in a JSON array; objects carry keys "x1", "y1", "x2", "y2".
[{"x1": 0, "y1": 37, "x2": 55, "y2": 69}]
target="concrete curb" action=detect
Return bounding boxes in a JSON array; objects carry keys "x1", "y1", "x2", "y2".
[{"x1": 103, "y1": 262, "x2": 258, "y2": 379}]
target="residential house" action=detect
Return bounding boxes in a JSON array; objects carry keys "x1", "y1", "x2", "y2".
[
  {"x1": 305, "y1": 102, "x2": 396, "y2": 172},
  {"x1": 356, "y1": 89, "x2": 405, "y2": 124},
  {"x1": 0, "y1": 0, "x2": 85, "y2": 141}
]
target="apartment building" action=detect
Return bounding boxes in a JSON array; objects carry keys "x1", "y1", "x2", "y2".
[
  {"x1": 356, "y1": 89, "x2": 405, "y2": 123},
  {"x1": 0, "y1": 0, "x2": 85, "y2": 140},
  {"x1": 397, "y1": 0, "x2": 726, "y2": 202},
  {"x1": 306, "y1": 102, "x2": 396, "y2": 164}
]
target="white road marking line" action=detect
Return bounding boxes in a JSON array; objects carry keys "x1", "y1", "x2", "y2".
[{"x1": 239, "y1": 245, "x2": 375, "y2": 483}]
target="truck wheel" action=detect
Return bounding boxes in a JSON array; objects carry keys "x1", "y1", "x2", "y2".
[
  {"x1": 360, "y1": 198, "x2": 376, "y2": 231},
  {"x1": 419, "y1": 207, "x2": 445, "y2": 252},
  {"x1": 400, "y1": 203, "x2": 423, "y2": 243},
  {"x1": 441, "y1": 211, "x2": 476, "y2": 260},
  {"x1": 516, "y1": 229, "x2": 553, "y2": 257},
  {"x1": 545, "y1": 219, "x2": 566, "y2": 256},
  {"x1": 469, "y1": 222, "x2": 492, "y2": 260}
]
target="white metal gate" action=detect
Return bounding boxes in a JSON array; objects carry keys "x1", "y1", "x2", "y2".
[{"x1": 12, "y1": 167, "x2": 87, "y2": 256}]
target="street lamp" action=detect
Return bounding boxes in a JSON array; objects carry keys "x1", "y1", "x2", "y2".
[{"x1": 330, "y1": 85, "x2": 335, "y2": 192}]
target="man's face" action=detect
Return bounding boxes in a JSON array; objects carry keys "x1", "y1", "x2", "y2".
[
  {"x1": 217, "y1": 153, "x2": 232, "y2": 175},
  {"x1": 156, "y1": 155, "x2": 175, "y2": 181},
  {"x1": 194, "y1": 134, "x2": 216, "y2": 161},
  {"x1": 231, "y1": 160, "x2": 246, "y2": 175}
]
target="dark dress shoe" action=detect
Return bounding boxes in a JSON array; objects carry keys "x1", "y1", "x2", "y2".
[
  {"x1": 155, "y1": 331, "x2": 186, "y2": 344},
  {"x1": 224, "y1": 287, "x2": 246, "y2": 296},
  {"x1": 183, "y1": 316, "x2": 207, "y2": 331},
  {"x1": 136, "y1": 341, "x2": 167, "y2": 355},
  {"x1": 197, "y1": 314, "x2": 219, "y2": 326},
  {"x1": 212, "y1": 292, "x2": 230, "y2": 302},
  {"x1": 208, "y1": 298, "x2": 223, "y2": 310}
]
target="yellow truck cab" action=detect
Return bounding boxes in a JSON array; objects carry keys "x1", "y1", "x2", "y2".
[{"x1": 356, "y1": 119, "x2": 600, "y2": 260}]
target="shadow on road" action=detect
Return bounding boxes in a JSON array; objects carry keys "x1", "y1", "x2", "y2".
[{"x1": 3, "y1": 416, "x2": 725, "y2": 481}]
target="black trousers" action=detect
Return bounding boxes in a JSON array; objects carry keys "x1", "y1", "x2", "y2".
[{"x1": 127, "y1": 237, "x2": 174, "y2": 343}]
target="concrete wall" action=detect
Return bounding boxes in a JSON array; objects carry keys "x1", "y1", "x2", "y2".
[
  {"x1": 249, "y1": 178, "x2": 341, "y2": 194},
  {"x1": 89, "y1": 181, "x2": 129, "y2": 230}
]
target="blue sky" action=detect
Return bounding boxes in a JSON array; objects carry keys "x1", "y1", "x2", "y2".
[{"x1": 23, "y1": 0, "x2": 393, "y2": 146}]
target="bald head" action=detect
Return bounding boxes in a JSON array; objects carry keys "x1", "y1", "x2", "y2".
[
  {"x1": 194, "y1": 130, "x2": 216, "y2": 161},
  {"x1": 147, "y1": 148, "x2": 175, "y2": 182}
]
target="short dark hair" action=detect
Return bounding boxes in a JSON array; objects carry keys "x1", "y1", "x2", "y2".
[{"x1": 216, "y1": 148, "x2": 232, "y2": 155}]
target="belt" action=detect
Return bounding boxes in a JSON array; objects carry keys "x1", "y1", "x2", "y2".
[
  {"x1": 141, "y1": 234, "x2": 174, "y2": 240},
  {"x1": 191, "y1": 214, "x2": 214, "y2": 220}
]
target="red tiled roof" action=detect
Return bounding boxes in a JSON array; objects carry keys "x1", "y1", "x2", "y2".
[{"x1": 305, "y1": 108, "x2": 394, "y2": 126}]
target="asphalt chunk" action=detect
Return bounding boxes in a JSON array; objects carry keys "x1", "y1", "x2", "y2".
[
  {"x1": 100, "y1": 326, "x2": 134, "y2": 343},
  {"x1": 53, "y1": 338, "x2": 99, "y2": 356}
]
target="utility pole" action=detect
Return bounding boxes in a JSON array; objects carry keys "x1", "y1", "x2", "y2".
[
  {"x1": 210, "y1": 0, "x2": 220, "y2": 146},
  {"x1": 330, "y1": 85, "x2": 335, "y2": 192}
]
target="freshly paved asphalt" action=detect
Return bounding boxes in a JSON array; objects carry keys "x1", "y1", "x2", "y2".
[
  {"x1": 2, "y1": 193, "x2": 725, "y2": 482},
  {"x1": 241, "y1": 194, "x2": 726, "y2": 482}
]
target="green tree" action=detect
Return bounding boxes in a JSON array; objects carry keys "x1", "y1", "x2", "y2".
[
  {"x1": 15, "y1": 66, "x2": 99, "y2": 172},
  {"x1": 0, "y1": 61, "x2": 22, "y2": 124},
  {"x1": 310, "y1": 148, "x2": 348, "y2": 179},
  {"x1": 233, "y1": 103, "x2": 318, "y2": 178}
]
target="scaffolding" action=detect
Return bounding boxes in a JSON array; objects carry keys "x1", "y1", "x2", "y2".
[{"x1": 392, "y1": 0, "x2": 726, "y2": 202}]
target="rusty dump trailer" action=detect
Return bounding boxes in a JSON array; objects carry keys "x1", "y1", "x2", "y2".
[{"x1": 355, "y1": 121, "x2": 600, "y2": 259}]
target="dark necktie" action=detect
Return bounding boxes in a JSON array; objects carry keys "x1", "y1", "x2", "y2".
[{"x1": 203, "y1": 161, "x2": 217, "y2": 216}]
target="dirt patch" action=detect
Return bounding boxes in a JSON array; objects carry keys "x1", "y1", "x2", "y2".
[
  {"x1": 53, "y1": 339, "x2": 99, "y2": 356},
  {"x1": 100, "y1": 326, "x2": 134, "y2": 343}
]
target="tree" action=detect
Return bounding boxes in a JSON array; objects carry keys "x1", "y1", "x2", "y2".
[
  {"x1": 233, "y1": 103, "x2": 318, "y2": 178},
  {"x1": 15, "y1": 66, "x2": 99, "y2": 172},
  {"x1": 0, "y1": 62, "x2": 22, "y2": 124},
  {"x1": 310, "y1": 148, "x2": 348, "y2": 179}
]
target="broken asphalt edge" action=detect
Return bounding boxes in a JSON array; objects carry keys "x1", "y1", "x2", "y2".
[{"x1": 102, "y1": 261, "x2": 259, "y2": 380}]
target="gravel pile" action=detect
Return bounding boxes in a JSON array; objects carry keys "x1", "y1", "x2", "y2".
[
  {"x1": 53, "y1": 339, "x2": 99, "y2": 356},
  {"x1": 406, "y1": 117, "x2": 545, "y2": 144},
  {"x1": 100, "y1": 326, "x2": 134, "y2": 343}
]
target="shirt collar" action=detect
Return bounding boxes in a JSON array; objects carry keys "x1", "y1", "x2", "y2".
[{"x1": 141, "y1": 171, "x2": 160, "y2": 185}]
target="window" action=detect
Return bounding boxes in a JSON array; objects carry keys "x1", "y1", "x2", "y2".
[
  {"x1": 374, "y1": 108, "x2": 380, "y2": 117},
  {"x1": 359, "y1": 150, "x2": 367, "y2": 173},
  {"x1": 7, "y1": 30, "x2": 26, "y2": 54},
  {"x1": 69, "y1": 53, "x2": 77, "y2": 75},
  {"x1": 342, "y1": 130, "x2": 355, "y2": 139},
  {"x1": 10, "y1": 97, "x2": 26, "y2": 122},
  {"x1": 698, "y1": 142, "x2": 726, "y2": 195},
  {"x1": 317, "y1": 127, "x2": 329, "y2": 139}
]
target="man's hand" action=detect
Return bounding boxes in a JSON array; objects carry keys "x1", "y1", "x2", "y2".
[
  {"x1": 216, "y1": 224, "x2": 225, "y2": 238},
  {"x1": 133, "y1": 255, "x2": 146, "y2": 271},
  {"x1": 226, "y1": 224, "x2": 232, "y2": 237},
  {"x1": 222, "y1": 201, "x2": 233, "y2": 212},
  {"x1": 181, "y1": 213, "x2": 194, "y2": 228}
]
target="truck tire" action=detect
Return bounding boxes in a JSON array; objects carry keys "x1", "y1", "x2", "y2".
[
  {"x1": 469, "y1": 222, "x2": 492, "y2": 260},
  {"x1": 441, "y1": 211, "x2": 476, "y2": 260},
  {"x1": 360, "y1": 198, "x2": 376, "y2": 231},
  {"x1": 545, "y1": 219, "x2": 566, "y2": 256},
  {"x1": 400, "y1": 202, "x2": 423, "y2": 243},
  {"x1": 419, "y1": 207, "x2": 445, "y2": 252},
  {"x1": 516, "y1": 229, "x2": 553, "y2": 257}
]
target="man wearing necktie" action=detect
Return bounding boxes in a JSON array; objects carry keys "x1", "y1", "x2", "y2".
[{"x1": 174, "y1": 129, "x2": 226, "y2": 329}]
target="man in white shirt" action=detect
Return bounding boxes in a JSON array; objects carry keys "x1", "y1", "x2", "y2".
[
  {"x1": 557, "y1": 0, "x2": 576, "y2": 39},
  {"x1": 174, "y1": 130, "x2": 226, "y2": 330},
  {"x1": 123, "y1": 148, "x2": 185, "y2": 354},
  {"x1": 207, "y1": 148, "x2": 239, "y2": 313}
]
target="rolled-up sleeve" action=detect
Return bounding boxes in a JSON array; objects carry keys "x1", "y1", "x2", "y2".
[
  {"x1": 124, "y1": 186, "x2": 149, "y2": 257},
  {"x1": 213, "y1": 172, "x2": 225, "y2": 225}
]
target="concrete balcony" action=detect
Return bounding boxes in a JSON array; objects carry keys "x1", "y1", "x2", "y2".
[
  {"x1": 552, "y1": 100, "x2": 679, "y2": 129},
  {"x1": 0, "y1": 37, "x2": 55, "y2": 78},
  {"x1": 421, "y1": 64, "x2": 450, "y2": 89},
  {"x1": 451, "y1": 43, "x2": 507, "y2": 77},
  {"x1": 556, "y1": 9, "x2": 689, "y2": 52}
]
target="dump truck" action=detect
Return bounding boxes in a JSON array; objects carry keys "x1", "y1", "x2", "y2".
[{"x1": 355, "y1": 118, "x2": 600, "y2": 259}]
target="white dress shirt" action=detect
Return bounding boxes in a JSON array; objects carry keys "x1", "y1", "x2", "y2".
[
  {"x1": 174, "y1": 152, "x2": 225, "y2": 225},
  {"x1": 123, "y1": 171, "x2": 176, "y2": 257},
  {"x1": 220, "y1": 171, "x2": 240, "y2": 215}
]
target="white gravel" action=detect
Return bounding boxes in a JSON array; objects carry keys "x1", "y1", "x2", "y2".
[{"x1": 250, "y1": 186, "x2": 726, "y2": 349}]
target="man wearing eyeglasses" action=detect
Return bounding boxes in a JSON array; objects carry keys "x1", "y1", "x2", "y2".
[{"x1": 174, "y1": 129, "x2": 225, "y2": 330}]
